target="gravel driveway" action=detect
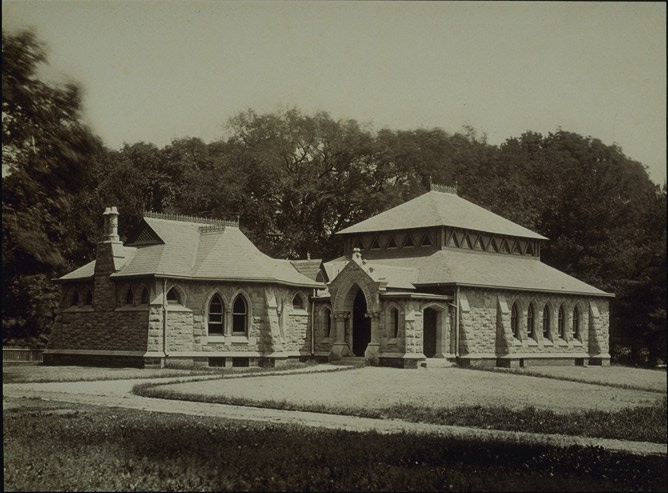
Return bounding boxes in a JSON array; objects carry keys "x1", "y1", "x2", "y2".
[{"x1": 159, "y1": 366, "x2": 665, "y2": 413}]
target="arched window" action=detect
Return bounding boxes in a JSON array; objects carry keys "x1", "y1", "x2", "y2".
[
  {"x1": 558, "y1": 305, "x2": 565, "y2": 338},
  {"x1": 390, "y1": 307, "x2": 400, "y2": 338},
  {"x1": 232, "y1": 295, "x2": 248, "y2": 335},
  {"x1": 140, "y1": 287, "x2": 149, "y2": 305},
  {"x1": 292, "y1": 293, "x2": 304, "y2": 310},
  {"x1": 167, "y1": 287, "x2": 181, "y2": 304},
  {"x1": 84, "y1": 289, "x2": 93, "y2": 306},
  {"x1": 125, "y1": 287, "x2": 134, "y2": 306},
  {"x1": 527, "y1": 304, "x2": 535, "y2": 339},
  {"x1": 572, "y1": 306, "x2": 580, "y2": 340},
  {"x1": 323, "y1": 307, "x2": 332, "y2": 338},
  {"x1": 208, "y1": 294, "x2": 224, "y2": 335},
  {"x1": 511, "y1": 302, "x2": 519, "y2": 338},
  {"x1": 71, "y1": 290, "x2": 80, "y2": 307},
  {"x1": 542, "y1": 305, "x2": 550, "y2": 338}
]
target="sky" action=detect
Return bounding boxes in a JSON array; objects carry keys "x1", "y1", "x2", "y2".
[{"x1": 3, "y1": 1, "x2": 666, "y2": 184}]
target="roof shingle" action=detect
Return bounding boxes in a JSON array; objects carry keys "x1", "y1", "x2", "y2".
[
  {"x1": 324, "y1": 249, "x2": 611, "y2": 296},
  {"x1": 61, "y1": 216, "x2": 322, "y2": 288},
  {"x1": 337, "y1": 190, "x2": 547, "y2": 240}
]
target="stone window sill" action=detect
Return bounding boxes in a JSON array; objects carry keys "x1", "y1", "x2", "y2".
[
  {"x1": 291, "y1": 309, "x2": 309, "y2": 316},
  {"x1": 526, "y1": 339, "x2": 538, "y2": 347},
  {"x1": 386, "y1": 337, "x2": 400, "y2": 345},
  {"x1": 206, "y1": 335, "x2": 226, "y2": 344},
  {"x1": 542, "y1": 339, "x2": 554, "y2": 347},
  {"x1": 231, "y1": 335, "x2": 249, "y2": 344},
  {"x1": 512, "y1": 338, "x2": 522, "y2": 346},
  {"x1": 557, "y1": 338, "x2": 568, "y2": 347},
  {"x1": 64, "y1": 306, "x2": 94, "y2": 312},
  {"x1": 115, "y1": 305, "x2": 149, "y2": 312},
  {"x1": 572, "y1": 340, "x2": 583, "y2": 347},
  {"x1": 166, "y1": 305, "x2": 192, "y2": 313}
]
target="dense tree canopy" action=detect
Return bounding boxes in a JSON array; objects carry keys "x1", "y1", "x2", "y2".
[
  {"x1": 2, "y1": 30, "x2": 101, "y2": 342},
  {"x1": 2, "y1": 31, "x2": 664, "y2": 365}
]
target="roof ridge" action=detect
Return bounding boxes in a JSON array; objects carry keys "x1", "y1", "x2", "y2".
[
  {"x1": 144, "y1": 211, "x2": 239, "y2": 227},
  {"x1": 429, "y1": 182, "x2": 458, "y2": 194}
]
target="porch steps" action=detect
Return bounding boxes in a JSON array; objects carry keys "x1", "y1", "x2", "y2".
[
  {"x1": 421, "y1": 358, "x2": 457, "y2": 368},
  {"x1": 330, "y1": 357, "x2": 366, "y2": 367}
]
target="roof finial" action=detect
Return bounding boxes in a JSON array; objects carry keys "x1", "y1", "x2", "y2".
[{"x1": 430, "y1": 181, "x2": 458, "y2": 195}]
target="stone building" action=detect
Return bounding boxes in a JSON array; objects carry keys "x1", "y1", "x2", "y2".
[
  {"x1": 47, "y1": 185, "x2": 612, "y2": 368},
  {"x1": 311, "y1": 184, "x2": 612, "y2": 368},
  {"x1": 45, "y1": 209, "x2": 322, "y2": 368}
]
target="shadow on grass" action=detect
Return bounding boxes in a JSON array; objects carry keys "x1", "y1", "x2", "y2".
[{"x1": 4, "y1": 404, "x2": 666, "y2": 491}]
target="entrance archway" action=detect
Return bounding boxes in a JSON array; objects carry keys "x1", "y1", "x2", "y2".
[
  {"x1": 423, "y1": 307, "x2": 438, "y2": 357},
  {"x1": 352, "y1": 289, "x2": 370, "y2": 356}
]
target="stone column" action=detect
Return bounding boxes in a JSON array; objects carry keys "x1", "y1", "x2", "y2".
[
  {"x1": 364, "y1": 311, "x2": 382, "y2": 366},
  {"x1": 329, "y1": 311, "x2": 351, "y2": 361},
  {"x1": 224, "y1": 308, "x2": 233, "y2": 337}
]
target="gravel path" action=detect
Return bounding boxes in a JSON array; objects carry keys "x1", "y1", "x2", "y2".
[
  {"x1": 3, "y1": 382, "x2": 666, "y2": 457},
  {"x1": 160, "y1": 366, "x2": 664, "y2": 413}
]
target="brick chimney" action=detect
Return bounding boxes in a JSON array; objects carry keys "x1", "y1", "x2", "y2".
[
  {"x1": 103, "y1": 206, "x2": 120, "y2": 242},
  {"x1": 94, "y1": 206, "x2": 124, "y2": 310}
]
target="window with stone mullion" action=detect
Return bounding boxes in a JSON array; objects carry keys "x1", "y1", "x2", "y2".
[
  {"x1": 572, "y1": 307, "x2": 580, "y2": 341},
  {"x1": 542, "y1": 306, "x2": 550, "y2": 339},
  {"x1": 232, "y1": 296, "x2": 248, "y2": 335},
  {"x1": 511, "y1": 303, "x2": 519, "y2": 339},
  {"x1": 527, "y1": 304, "x2": 535, "y2": 339},
  {"x1": 557, "y1": 305, "x2": 566, "y2": 339},
  {"x1": 208, "y1": 295, "x2": 224, "y2": 335}
]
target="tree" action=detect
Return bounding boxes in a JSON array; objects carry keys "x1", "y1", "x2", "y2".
[
  {"x1": 2, "y1": 30, "x2": 100, "y2": 343},
  {"x1": 209, "y1": 109, "x2": 398, "y2": 259}
]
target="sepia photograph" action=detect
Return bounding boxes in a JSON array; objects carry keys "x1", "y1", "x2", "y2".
[{"x1": 3, "y1": 1, "x2": 666, "y2": 491}]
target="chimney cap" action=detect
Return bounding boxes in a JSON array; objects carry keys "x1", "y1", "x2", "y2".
[{"x1": 104, "y1": 206, "x2": 119, "y2": 215}]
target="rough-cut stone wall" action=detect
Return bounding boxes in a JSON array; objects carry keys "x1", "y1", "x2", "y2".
[
  {"x1": 47, "y1": 242, "x2": 153, "y2": 354},
  {"x1": 402, "y1": 300, "x2": 423, "y2": 356},
  {"x1": 588, "y1": 301, "x2": 610, "y2": 357},
  {"x1": 379, "y1": 300, "x2": 406, "y2": 353},
  {"x1": 48, "y1": 308, "x2": 149, "y2": 351},
  {"x1": 459, "y1": 287, "x2": 610, "y2": 359},
  {"x1": 160, "y1": 281, "x2": 311, "y2": 357},
  {"x1": 49, "y1": 264, "x2": 311, "y2": 360}
]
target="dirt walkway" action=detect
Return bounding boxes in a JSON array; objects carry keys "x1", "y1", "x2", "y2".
[{"x1": 3, "y1": 373, "x2": 666, "y2": 457}]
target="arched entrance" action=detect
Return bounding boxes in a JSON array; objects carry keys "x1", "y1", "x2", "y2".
[
  {"x1": 352, "y1": 288, "x2": 370, "y2": 356},
  {"x1": 423, "y1": 307, "x2": 438, "y2": 358}
]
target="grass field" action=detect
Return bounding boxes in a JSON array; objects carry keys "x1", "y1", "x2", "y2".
[
  {"x1": 4, "y1": 364, "x2": 666, "y2": 491},
  {"x1": 4, "y1": 400, "x2": 666, "y2": 492}
]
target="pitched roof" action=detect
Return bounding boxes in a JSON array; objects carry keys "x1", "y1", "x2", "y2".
[
  {"x1": 324, "y1": 249, "x2": 611, "y2": 297},
  {"x1": 59, "y1": 260, "x2": 96, "y2": 281},
  {"x1": 290, "y1": 259, "x2": 323, "y2": 281},
  {"x1": 59, "y1": 243, "x2": 137, "y2": 282},
  {"x1": 61, "y1": 216, "x2": 322, "y2": 288},
  {"x1": 323, "y1": 260, "x2": 419, "y2": 290},
  {"x1": 337, "y1": 190, "x2": 547, "y2": 240}
]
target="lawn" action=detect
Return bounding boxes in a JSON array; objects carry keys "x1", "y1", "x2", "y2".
[
  {"x1": 133, "y1": 366, "x2": 667, "y2": 444},
  {"x1": 4, "y1": 400, "x2": 666, "y2": 492},
  {"x1": 143, "y1": 366, "x2": 664, "y2": 413}
]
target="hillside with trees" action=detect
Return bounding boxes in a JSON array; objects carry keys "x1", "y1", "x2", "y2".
[{"x1": 3, "y1": 30, "x2": 665, "y2": 366}]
